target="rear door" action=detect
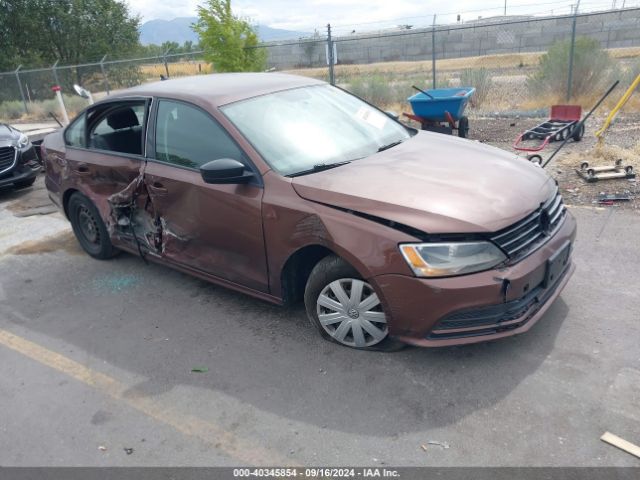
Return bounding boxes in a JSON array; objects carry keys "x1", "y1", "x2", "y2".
[
  {"x1": 144, "y1": 98, "x2": 268, "y2": 292},
  {"x1": 59, "y1": 98, "x2": 151, "y2": 241}
]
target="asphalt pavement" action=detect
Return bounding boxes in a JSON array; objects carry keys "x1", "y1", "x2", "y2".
[{"x1": 0, "y1": 176, "x2": 639, "y2": 466}]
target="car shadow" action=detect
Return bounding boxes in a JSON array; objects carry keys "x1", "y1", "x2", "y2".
[
  {"x1": 0, "y1": 249, "x2": 568, "y2": 436},
  {"x1": 0, "y1": 173, "x2": 45, "y2": 203}
]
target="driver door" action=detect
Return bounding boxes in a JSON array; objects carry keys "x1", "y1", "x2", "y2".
[{"x1": 144, "y1": 98, "x2": 269, "y2": 293}]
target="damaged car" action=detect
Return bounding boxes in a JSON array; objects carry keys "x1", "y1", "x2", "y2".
[
  {"x1": 42, "y1": 73, "x2": 576, "y2": 350},
  {"x1": 0, "y1": 123, "x2": 40, "y2": 190}
]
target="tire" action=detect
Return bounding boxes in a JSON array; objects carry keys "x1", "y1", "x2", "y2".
[
  {"x1": 457, "y1": 116, "x2": 469, "y2": 138},
  {"x1": 572, "y1": 123, "x2": 585, "y2": 142},
  {"x1": 13, "y1": 177, "x2": 36, "y2": 189},
  {"x1": 68, "y1": 192, "x2": 117, "y2": 260},
  {"x1": 304, "y1": 255, "x2": 404, "y2": 351}
]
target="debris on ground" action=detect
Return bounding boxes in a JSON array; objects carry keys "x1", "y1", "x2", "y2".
[
  {"x1": 191, "y1": 367, "x2": 209, "y2": 373},
  {"x1": 123, "y1": 447, "x2": 134, "y2": 455},
  {"x1": 601, "y1": 431, "x2": 640, "y2": 459},
  {"x1": 598, "y1": 192, "x2": 632, "y2": 204},
  {"x1": 98, "y1": 445, "x2": 107, "y2": 452},
  {"x1": 420, "y1": 440, "x2": 449, "y2": 452}
]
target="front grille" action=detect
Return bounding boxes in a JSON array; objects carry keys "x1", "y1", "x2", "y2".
[
  {"x1": 0, "y1": 146, "x2": 16, "y2": 173},
  {"x1": 491, "y1": 188, "x2": 566, "y2": 260}
]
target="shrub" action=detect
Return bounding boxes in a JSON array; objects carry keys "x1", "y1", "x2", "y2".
[
  {"x1": 460, "y1": 68, "x2": 492, "y2": 107},
  {"x1": 0, "y1": 94, "x2": 90, "y2": 122},
  {"x1": 527, "y1": 37, "x2": 614, "y2": 100},
  {"x1": 621, "y1": 58, "x2": 640, "y2": 88},
  {"x1": 347, "y1": 75, "x2": 398, "y2": 106},
  {"x1": 0, "y1": 101, "x2": 27, "y2": 121}
]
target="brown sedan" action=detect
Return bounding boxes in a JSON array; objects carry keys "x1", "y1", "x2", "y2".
[{"x1": 42, "y1": 73, "x2": 576, "y2": 350}]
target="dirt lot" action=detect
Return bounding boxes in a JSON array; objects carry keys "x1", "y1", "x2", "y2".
[{"x1": 466, "y1": 113, "x2": 640, "y2": 212}]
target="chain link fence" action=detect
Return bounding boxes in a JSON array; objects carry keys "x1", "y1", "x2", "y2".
[
  {"x1": 1, "y1": 8, "x2": 639, "y2": 123},
  {"x1": 262, "y1": 7, "x2": 640, "y2": 119},
  {"x1": 0, "y1": 51, "x2": 209, "y2": 121}
]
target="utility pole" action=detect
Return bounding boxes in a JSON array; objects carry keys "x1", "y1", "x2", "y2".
[
  {"x1": 504, "y1": 0, "x2": 507, "y2": 15},
  {"x1": 566, "y1": 0, "x2": 581, "y2": 101},
  {"x1": 431, "y1": 15, "x2": 437, "y2": 89}
]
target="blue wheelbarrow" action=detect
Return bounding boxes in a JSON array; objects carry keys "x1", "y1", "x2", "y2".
[{"x1": 403, "y1": 86, "x2": 475, "y2": 138}]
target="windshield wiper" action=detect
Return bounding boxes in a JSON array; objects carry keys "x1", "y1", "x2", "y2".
[
  {"x1": 287, "y1": 161, "x2": 352, "y2": 178},
  {"x1": 377, "y1": 140, "x2": 404, "y2": 152}
]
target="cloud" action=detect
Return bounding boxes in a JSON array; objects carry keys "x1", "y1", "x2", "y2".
[{"x1": 125, "y1": 0, "x2": 621, "y2": 32}]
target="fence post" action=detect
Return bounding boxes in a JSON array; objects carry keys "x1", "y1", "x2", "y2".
[
  {"x1": 327, "y1": 23, "x2": 335, "y2": 86},
  {"x1": 14, "y1": 65, "x2": 29, "y2": 114},
  {"x1": 566, "y1": 0, "x2": 581, "y2": 101},
  {"x1": 432, "y1": 15, "x2": 437, "y2": 89},
  {"x1": 163, "y1": 49, "x2": 171, "y2": 79},
  {"x1": 100, "y1": 54, "x2": 110, "y2": 95},
  {"x1": 51, "y1": 60, "x2": 60, "y2": 87}
]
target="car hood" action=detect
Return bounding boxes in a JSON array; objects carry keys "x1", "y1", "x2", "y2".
[{"x1": 291, "y1": 131, "x2": 556, "y2": 234}]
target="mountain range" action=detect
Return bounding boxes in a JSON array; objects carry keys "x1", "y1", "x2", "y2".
[{"x1": 140, "y1": 17, "x2": 309, "y2": 45}]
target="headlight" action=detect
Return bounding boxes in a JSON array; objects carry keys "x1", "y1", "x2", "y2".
[
  {"x1": 400, "y1": 241, "x2": 507, "y2": 277},
  {"x1": 16, "y1": 132, "x2": 29, "y2": 148}
]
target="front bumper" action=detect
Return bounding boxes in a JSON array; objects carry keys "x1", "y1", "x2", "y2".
[
  {"x1": 374, "y1": 211, "x2": 577, "y2": 347},
  {"x1": 0, "y1": 144, "x2": 40, "y2": 188}
]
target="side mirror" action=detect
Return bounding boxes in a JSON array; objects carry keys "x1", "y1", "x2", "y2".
[{"x1": 200, "y1": 158, "x2": 254, "y2": 184}]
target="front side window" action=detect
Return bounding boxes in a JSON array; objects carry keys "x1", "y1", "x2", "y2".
[
  {"x1": 64, "y1": 113, "x2": 86, "y2": 148},
  {"x1": 222, "y1": 84, "x2": 412, "y2": 176},
  {"x1": 88, "y1": 103, "x2": 146, "y2": 155},
  {"x1": 155, "y1": 100, "x2": 245, "y2": 169}
]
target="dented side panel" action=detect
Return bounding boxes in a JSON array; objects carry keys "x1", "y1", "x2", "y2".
[{"x1": 143, "y1": 161, "x2": 269, "y2": 293}]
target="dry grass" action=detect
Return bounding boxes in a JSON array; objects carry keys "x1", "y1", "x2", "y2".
[
  {"x1": 284, "y1": 45, "x2": 640, "y2": 113},
  {"x1": 139, "y1": 61, "x2": 213, "y2": 78},
  {"x1": 285, "y1": 46, "x2": 640, "y2": 78}
]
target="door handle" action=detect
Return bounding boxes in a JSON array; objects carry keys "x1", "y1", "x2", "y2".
[
  {"x1": 72, "y1": 164, "x2": 91, "y2": 175},
  {"x1": 148, "y1": 181, "x2": 168, "y2": 195}
]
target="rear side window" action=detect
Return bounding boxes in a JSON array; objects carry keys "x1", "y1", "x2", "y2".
[
  {"x1": 64, "y1": 113, "x2": 86, "y2": 147},
  {"x1": 88, "y1": 103, "x2": 146, "y2": 155},
  {"x1": 154, "y1": 100, "x2": 244, "y2": 169}
]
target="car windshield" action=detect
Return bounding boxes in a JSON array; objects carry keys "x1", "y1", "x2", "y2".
[{"x1": 221, "y1": 84, "x2": 412, "y2": 176}]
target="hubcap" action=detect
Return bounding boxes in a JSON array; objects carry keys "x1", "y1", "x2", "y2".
[
  {"x1": 78, "y1": 206, "x2": 100, "y2": 244},
  {"x1": 316, "y1": 278, "x2": 388, "y2": 348}
]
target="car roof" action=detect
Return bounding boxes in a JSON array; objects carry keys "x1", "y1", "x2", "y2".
[{"x1": 112, "y1": 73, "x2": 325, "y2": 107}]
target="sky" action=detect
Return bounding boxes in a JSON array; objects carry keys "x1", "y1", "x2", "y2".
[{"x1": 125, "y1": 0, "x2": 639, "y2": 35}]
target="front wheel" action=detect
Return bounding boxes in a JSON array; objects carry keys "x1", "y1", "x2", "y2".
[
  {"x1": 68, "y1": 192, "x2": 118, "y2": 259},
  {"x1": 304, "y1": 255, "x2": 404, "y2": 351},
  {"x1": 572, "y1": 123, "x2": 585, "y2": 141}
]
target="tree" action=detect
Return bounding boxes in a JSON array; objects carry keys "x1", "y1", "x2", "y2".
[
  {"x1": 0, "y1": 0, "x2": 140, "y2": 75},
  {"x1": 192, "y1": 0, "x2": 266, "y2": 72}
]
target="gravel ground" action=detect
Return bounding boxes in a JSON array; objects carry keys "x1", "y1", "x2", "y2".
[{"x1": 469, "y1": 113, "x2": 640, "y2": 212}]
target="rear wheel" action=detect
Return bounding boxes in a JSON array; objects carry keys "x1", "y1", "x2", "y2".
[
  {"x1": 68, "y1": 192, "x2": 117, "y2": 259},
  {"x1": 304, "y1": 255, "x2": 404, "y2": 351},
  {"x1": 457, "y1": 116, "x2": 469, "y2": 138}
]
